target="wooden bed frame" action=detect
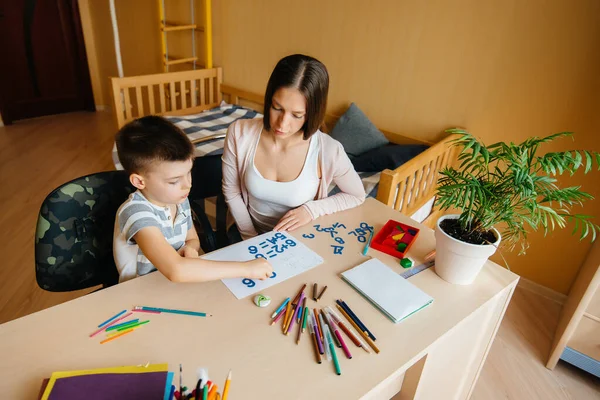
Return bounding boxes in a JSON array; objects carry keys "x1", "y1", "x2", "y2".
[{"x1": 110, "y1": 68, "x2": 458, "y2": 228}]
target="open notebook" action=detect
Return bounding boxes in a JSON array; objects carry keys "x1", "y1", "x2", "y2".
[{"x1": 341, "y1": 258, "x2": 433, "y2": 323}]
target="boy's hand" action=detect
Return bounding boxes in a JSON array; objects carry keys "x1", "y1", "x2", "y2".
[
  {"x1": 245, "y1": 258, "x2": 273, "y2": 280},
  {"x1": 179, "y1": 245, "x2": 199, "y2": 258},
  {"x1": 273, "y1": 206, "x2": 312, "y2": 232}
]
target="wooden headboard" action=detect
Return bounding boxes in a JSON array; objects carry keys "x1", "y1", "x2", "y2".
[{"x1": 110, "y1": 68, "x2": 224, "y2": 129}]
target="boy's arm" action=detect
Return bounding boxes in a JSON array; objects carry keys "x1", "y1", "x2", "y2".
[
  {"x1": 178, "y1": 223, "x2": 201, "y2": 257},
  {"x1": 133, "y1": 226, "x2": 272, "y2": 283}
]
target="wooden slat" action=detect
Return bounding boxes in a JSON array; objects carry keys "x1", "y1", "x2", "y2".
[
  {"x1": 161, "y1": 23, "x2": 197, "y2": 32},
  {"x1": 110, "y1": 78, "x2": 125, "y2": 129},
  {"x1": 199, "y1": 78, "x2": 205, "y2": 105},
  {"x1": 190, "y1": 80, "x2": 197, "y2": 107},
  {"x1": 147, "y1": 85, "x2": 155, "y2": 114},
  {"x1": 123, "y1": 88, "x2": 132, "y2": 121},
  {"x1": 216, "y1": 68, "x2": 223, "y2": 103},
  {"x1": 135, "y1": 86, "x2": 143, "y2": 118},
  {"x1": 180, "y1": 81, "x2": 187, "y2": 109},
  {"x1": 169, "y1": 82, "x2": 176, "y2": 112},
  {"x1": 159, "y1": 83, "x2": 166, "y2": 113},
  {"x1": 164, "y1": 57, "x2": 198, "y2": 66},
  {"x1": 209, "y1": 76, "x2": 215, "y2": 104},
  {"x1": 394, "y1": 179, "x2": 406, "y2": 211}
]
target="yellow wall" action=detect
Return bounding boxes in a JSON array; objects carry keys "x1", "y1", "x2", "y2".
[
  {"x1": 211, "y1": 0, "x2": 600, "y2": 294},
  {"x1": 78, "y1": 0, "x2": 162, "y2": 106}
]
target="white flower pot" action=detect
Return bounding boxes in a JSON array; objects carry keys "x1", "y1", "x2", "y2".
[{"x1": 434, "y1": 215, "x2": 501, "y2": 285}]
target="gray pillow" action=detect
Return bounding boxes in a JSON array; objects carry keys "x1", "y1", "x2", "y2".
[{"x1": 329, "y1": 103, "x2": 389, "y2": 158}]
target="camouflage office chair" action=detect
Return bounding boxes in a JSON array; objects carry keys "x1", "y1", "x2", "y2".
[{"x1": 35, "y1": 171, "x2": 135, "y2": 292}]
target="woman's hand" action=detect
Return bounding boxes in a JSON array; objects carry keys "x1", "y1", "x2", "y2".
[{"x1": 273, "y1": 206, "x2": 312, "y2": 232}]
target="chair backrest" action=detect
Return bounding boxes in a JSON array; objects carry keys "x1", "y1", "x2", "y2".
[
  {"x1": 35, "y1": 171, "x2": 135, "y2": 292},
  {"x1": 189, "y1": 155, "x2": 230, "y2": 253}
]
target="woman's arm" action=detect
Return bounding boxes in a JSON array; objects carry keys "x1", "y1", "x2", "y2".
[{"x1": 222, "y1": 122, "x2": 259, "y2": 239}]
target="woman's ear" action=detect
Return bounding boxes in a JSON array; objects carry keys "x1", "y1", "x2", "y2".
[{"x1": 129, "y1": 173, "x2": 145, "y2": 190}]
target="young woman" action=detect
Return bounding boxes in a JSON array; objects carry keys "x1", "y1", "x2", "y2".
[{"x1": 222, "y1": 54, "x2": 365, "y2": 239}]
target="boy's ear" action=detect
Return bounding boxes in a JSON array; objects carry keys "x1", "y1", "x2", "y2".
[{"x1": 129, "y1": 173, "x2": 145, "y2": 190}]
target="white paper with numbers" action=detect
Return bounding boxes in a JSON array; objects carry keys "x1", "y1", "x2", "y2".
[{"x1": 202, "y1": 231, "x2": 324, "y2": 299}]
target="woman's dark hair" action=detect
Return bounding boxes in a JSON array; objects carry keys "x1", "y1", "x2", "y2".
[{"x1": 263, "y1": 54, "x2": 329, "y2": 140}]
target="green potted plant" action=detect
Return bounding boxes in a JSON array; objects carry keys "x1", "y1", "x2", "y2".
[{"x1": 434, "y1": 129, "x2": 600, "y2": 285}]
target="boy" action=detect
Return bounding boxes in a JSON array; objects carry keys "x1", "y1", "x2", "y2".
[{"x1": 113, "y1": 116, "x2": 273, "y2": 283}]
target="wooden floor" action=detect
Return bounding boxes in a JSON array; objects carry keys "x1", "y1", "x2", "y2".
[{"x1": 0, "y1": 111, "x2": 598, "y2": 399}]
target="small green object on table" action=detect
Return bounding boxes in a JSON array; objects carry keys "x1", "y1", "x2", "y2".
[{"x1": 400, "y1": 257, "x2": 414, "y2": 269}]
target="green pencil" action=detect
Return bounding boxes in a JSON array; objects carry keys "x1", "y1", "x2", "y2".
[
  {"x1": 326, "y1": 328, "x2": 341, "y2": 375},
  {"x1": 116, "y1": 320, "x2": 149, "y2": 331},
  {"x1": 302, "y1": 306, "x2": 309, "y2": 332}
]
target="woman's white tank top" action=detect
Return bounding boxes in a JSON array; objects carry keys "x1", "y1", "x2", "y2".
[{"x1": 244, "y1": 130, "x2": 320, "y2": 233}]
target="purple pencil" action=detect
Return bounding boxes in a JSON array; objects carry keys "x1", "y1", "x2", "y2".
[
  {"x1": 312, "y1": 314, "x2": 325, "y2": 355},
  {"x1": 286, "y1": 292, "x2": 305, "y2": 335}
]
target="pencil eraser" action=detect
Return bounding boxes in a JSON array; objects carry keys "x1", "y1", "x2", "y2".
[{"x1": 254, "y1": 294, "x2": 271, "y2": 308}]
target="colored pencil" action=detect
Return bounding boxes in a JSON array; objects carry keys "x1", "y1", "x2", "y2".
[
  {"x1": 321, "y1": 315, "x2": 332, "y2": 361},
  {"x1": 325, "y1": 306, "x2": 367, "y2": 352},
  {"x1": 132, "y1": 309, "x2": 160, "y2": 314},
  {"x1": 296, "y1": 311, "x2": 303, "y2": 345},
  {"x1": 134, "y1": 306, "x2": 209, "y2": 317},
  {"x1": 282, "y1": 303, "x2": 294, "y2": 333},
  {"x1": 338, "y1": 300, "x2": 376, "y2": 341},
  {"x1": 424, "y1": 249, "x2": 436, "y2": 262},
  {"x1": 336, "y1": 304, "x2": 380, "y2": 354},
  {"x1": 270, "y1": 306, "x2": 287, "y2": 326},
  {"x1": 222, "y1": 370, "x2": 231, "y2": 400},
  {"x1": 291, "y1": 284, "x2": 307, "y2": 305},
  {"x1": 105, "y1": 318, "x2": 139, "y2": 331},
  {"x1": 89, "y1": 312, "x2": 132, "y2": 337},
  {"x1": 301, "y1": 305, "x2": 309, "y2": 333},
  {"x1": 99, "y1": 328, "x2": 133, "y2": 344},
  {"x1": 316, "y1": 285, "x2": 328, "y2": 301},
  {"x1": 322, "y1": 309, "x2": 341, "y2": 348},
  {"x1": 208, "y1": 384, "x2": 217, "y2": 400},
  {"x1": 297, "y1": 297, "x2": 305, "y2": 324},
  {"x1": 324, "y1": 325, "x2": 342, "y2": 375},
  {"x1": 314, "y1": 309, "x2": 324, "y2": 342},
  {"x1": 312, "y1": 283, "x2": 317, "y2": 301},
  {"x1": 325, "y1": 311, "x2": 351, "y2": 358},
  {"x1": 308, "y1": 318, "x2": 322, "y2": 364},
  {"x1": 312, "y1": 313, "x2": 324, "y2": 355},
  {"x1": 116, "y1": 320, "x2": 149, "y2": 331},
  {"x1": 362, "y1": 230, "x2": 374, "y2": 256},
  {"x1": 271, "y1": 297, "x2": 290, "y2": 319},
  {"x1": 286, "y1": 292, "x2": 304, "y2": 335},
  {"x1": 97, "y1": 309, "x2": 127, "y2": 328}
]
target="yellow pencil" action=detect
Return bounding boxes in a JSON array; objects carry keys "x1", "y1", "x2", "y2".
[
  {"x1": 222, "y1": 370, "x2": 231, "y2": 400},
  {"x1": 100, "y1": 329, "x2": 134, "y2": 344},
  {"x1": 282, "y1": 301, "x2": 292, "y2": 333}
]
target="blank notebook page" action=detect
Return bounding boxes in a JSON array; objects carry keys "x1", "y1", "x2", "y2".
[{"x1": 341, "y1": 258, "x2": 433, "y2": 323}]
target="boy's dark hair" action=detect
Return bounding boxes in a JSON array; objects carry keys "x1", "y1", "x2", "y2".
[
  {"x1": 263, "y1": 54, "x2": 329, "y2": 140},
  {"x1": 115, "y1": 116, "x2": 194, "y2": 173}
]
